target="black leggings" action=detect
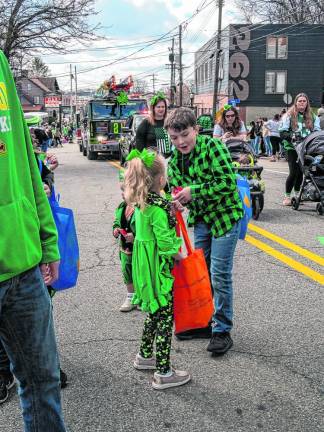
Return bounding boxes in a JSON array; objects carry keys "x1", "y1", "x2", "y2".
[
  {"x1": 270, "y1": 136, "x2": 281, "y2": 155},
  {"x1": 286, "y1": 149, "x2": 303, "y2": 194}
]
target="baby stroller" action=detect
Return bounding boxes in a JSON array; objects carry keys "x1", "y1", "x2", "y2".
[
  {"x1": 291, "y1": 131, "x2": 324, "y2": 215},
  {"x1": 226, "y1": 139, "x2": 265, "y2": 220}
]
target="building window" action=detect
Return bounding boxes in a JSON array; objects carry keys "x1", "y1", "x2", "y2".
[
  {"x1": 265, "y1": 71, "x2": 287, "y2": 94},
  {"x1": 27, "y1": 83, "x2": 31, "y2": 91},
  {"x1": 34, "y1": 96, "x2": 40, "y2": 104},
  {"x1": 266, "y1": 36, "x2": 288, "y2": 59}
]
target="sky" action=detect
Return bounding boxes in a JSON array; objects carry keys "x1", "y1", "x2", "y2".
[{"x1": 41, "y1": 0, "x2": 241, "y2": 92}]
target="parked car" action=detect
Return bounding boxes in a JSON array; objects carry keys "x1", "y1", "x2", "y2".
[{"x1": 119, "y1": 114, "x2": 148, "y2": 165}]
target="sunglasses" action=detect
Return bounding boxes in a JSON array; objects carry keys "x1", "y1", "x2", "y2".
[{"x1": 225, "y1": 114, "x2": 235, "y2": 118}]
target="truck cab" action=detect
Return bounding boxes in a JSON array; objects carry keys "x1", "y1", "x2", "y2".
[{"x1": 81, "y1": 97, "x2": 148, "y2": 160}]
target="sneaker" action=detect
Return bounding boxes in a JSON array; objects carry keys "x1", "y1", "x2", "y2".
[
  {"x1": 207, "y1": 332, "x2": 233, "y2": 354},
  {"x1": 133, "y1": 353, "x2": 156, "y2": 370},
  {"x1": 175, "y1": 325, "x2": 212, "y2": 340},
  {"x1": 152, "y1": 369, "x2": 191, "y2": 390},
  {"x1": 119, "y1": 296, "x2": 136, "y2": 312},
  {"x1": 0, "y1": 373, "x2": 15, "y2": 404},
  {"x1": 60, "y1": 369, "x2": 68, "y2": 389},
  {"x1": 270, "y1": 156, "x2": 276, "y2": 162},
  {"x1": 282, "y1": 197, "x2": 292, "y2": 206}
]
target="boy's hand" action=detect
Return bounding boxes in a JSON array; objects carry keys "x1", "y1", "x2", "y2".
[
  {"x1": 40, "y1": 261, "x2": 60, "y2": 285},
  {"x1": 173, "y1": 187, "x2": 192, "y2": 205},
  {"x1": 113, "y1": 228, "x2": 120, "y2": 238}
]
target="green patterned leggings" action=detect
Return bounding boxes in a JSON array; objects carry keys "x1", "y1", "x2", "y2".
[{"x1": 140, "y1": 299, "x2": 173, "y2": 374}]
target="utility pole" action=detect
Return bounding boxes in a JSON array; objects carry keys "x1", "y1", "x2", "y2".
[
  {"x1": 70, "y1": 64, "x2": 73, "y2": 123},
  {"x1": 151, "y1": 73, "x2": 156, "y2": 93},
  {"x1": 169, "y1": 38, "x2": 175, "y2": 106},
  {"x1": 74, "y1": 65, "x2": 78, "y2": 126},
  {"x1": 212, "y1": 0, "x2": 224, "y2": 120},
  {"x1": 179, "y1": 24, "x2": 183, "y2": 107}
]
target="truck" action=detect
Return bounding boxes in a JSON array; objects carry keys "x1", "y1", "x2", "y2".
[{"x1": 80, "y1": 76, "x2": 148, "y2": 160}]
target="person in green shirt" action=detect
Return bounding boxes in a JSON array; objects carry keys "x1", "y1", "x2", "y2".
[
  {"x1": 124, "y1": 148, "x2": 191, "y2": 390},
  {"x1": 0, "y1": 50, "x2": 66, "y2": 431},
  {"x1": 165, "y1": 107, "x2": 243, "y2": 355},
  {"x1": 279, "y1": 93, "x2": 321, "y2": 206}
]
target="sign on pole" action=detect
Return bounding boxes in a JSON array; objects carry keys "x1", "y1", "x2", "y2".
[{"x1": 44, "y1": 96, "x2": 62, "y2": 108}]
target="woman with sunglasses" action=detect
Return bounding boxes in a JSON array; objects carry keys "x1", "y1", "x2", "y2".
[{"x1": 213, "y1": 105, "x2": 247, "y2": 143}]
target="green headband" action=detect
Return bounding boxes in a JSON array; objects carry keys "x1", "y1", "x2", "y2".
[
  {"x1": 223, "y1": 104, "x2": 233, "y2": 111},
  {"x1": 150, "y1": 91, "x2": 166, "y2": 106},
  {"x1": 126, "y1": 148, "x2": 156, "y2": 168}
]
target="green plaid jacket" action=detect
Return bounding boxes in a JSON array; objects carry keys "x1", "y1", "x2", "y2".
[{"x1": 168, "y1": 134, "x2": 243, "y2": 238}]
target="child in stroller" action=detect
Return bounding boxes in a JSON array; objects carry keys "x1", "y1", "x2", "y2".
[
  {"x1": 228, "y1": 139, "x2": 265, "y2": 220},
  {"x1": 291, "y1": 131, "x2": 324, "y2": 215}
]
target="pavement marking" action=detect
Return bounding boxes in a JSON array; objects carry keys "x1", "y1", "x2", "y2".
[
  {"x1": 264, "y1": 168, "x2": 288, "y2": 175},
  {"x1": 249, "y1": 223, "x2": 324, "y2": 267},
  {"x1": 245, "y1": 234, "x2": 324, "y2": 285},
  {"x1": 108, "y1": 160, "x2": 122, "y2": 170}
]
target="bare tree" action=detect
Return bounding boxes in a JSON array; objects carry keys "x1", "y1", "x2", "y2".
[
  {"x1": 132, "y1": 79, "x2": 149, "y2": 95},
  {"x1": 234, "y1": 0, "x2": 324, "y2": 24},
  {"x1": 0, "y1": 0, "x2": 101, "y2": 64}
]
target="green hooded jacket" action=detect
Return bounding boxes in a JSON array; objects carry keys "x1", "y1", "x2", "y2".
[{"x1": 0, "y1": 51, "x2": 59, "y2": 283}]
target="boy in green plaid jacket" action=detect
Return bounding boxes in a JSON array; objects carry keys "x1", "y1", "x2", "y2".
[{"x1": 165, "y1": 107, "x2": 243, "y2": 355}]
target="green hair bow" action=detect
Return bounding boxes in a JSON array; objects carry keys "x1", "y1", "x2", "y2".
[
  {"x1": 223, "y1": 104, "x2": 233, "y2": 111},
  {"x1": 150, "y1": 91, "x2": 166, "y2": 106},
  {"x1": 126, "y1": 148, "x2": 156, "y2": 167}
]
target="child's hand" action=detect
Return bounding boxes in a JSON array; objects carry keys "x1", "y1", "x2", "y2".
[
  {"x1": 124, "y1": 233, "x2": 134, "y2": 243},
  {"x1": 113, "y1": 228, "x2": 120, "y2": 238},
  {"x1": 174, "y1": 252, "x2": 185, "y2": 261},
  {"x1": 43, "y1": 183, "x2": 51, "y2": 197},
  {"x1": 171, "y1": 200, "x2": 185, "y2": 215}
]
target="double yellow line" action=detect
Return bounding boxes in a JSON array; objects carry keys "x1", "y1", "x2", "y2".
[
  {"x1": 246, "y1": 224, "x2": 324, "y2": 285},
  {"x1": 108, "y1": 160, "x2": 324, "y2": 285}
]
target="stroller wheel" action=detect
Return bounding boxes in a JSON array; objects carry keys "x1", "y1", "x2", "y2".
[
  {"x1": 291, "y1": 197, "x2": 300, "y2": 210},
  {"x1": 316, "y1": 203, "x2": 324, "y2": 216},
  {"x1": 252, "y1": 196, "x2": 261, "y2": 220}
]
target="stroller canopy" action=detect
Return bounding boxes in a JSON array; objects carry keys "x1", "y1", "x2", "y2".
[
  {"x1": 225, "y1": 139, "x2": 255, "y2": 161},
  {"x1": 296, "y1": 130, "x2": 324, "y2": 165}
]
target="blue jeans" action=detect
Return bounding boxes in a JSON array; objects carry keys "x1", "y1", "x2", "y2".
[
  {"x1": 254, "y1": 136, "x2": 261, "y2": 155},
  {"x1": 194, "y1": 221, "x2": 240, "y2": 334},
  {"x1": 0, "y1": 266, "x2": 66, "y2": 432},
  {"x1": 264, "y1": 136, "x2": 272, "y2": 156}
]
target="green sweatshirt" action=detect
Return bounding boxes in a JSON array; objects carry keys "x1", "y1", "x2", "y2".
[{"x1": 0, "y1": 51, "x2": 59, "y2": 282}]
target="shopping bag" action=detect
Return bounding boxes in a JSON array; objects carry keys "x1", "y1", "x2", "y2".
[
  {"x1": 172, "y1": 212, "x2": 214, "y2": 333},
  {"x1": 236, "y1": 174, "x2": 252, "y2": 240},
  {"x1": 49, "y1": 187, "x2": 79, "y2": 290}
]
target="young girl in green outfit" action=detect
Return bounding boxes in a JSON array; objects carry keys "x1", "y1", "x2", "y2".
[{"x1": 124, "y1": 149, "x2": 191, "y2": 390}]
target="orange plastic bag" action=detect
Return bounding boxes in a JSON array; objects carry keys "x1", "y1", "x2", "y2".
[{"x1": 172, "y1": 212, "x2": 214, "y2": 333}]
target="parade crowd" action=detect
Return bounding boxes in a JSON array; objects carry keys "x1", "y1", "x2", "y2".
[{"x1": 0, "y1": 47, "x2": 323, "y2": 432}]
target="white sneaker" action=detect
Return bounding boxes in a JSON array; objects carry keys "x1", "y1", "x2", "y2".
[
  {"x1": 133, "y1": 353, "x2": 156, "y2": 370},
  {"x1": 119, "y1": 297, "x2": 136, "y2": 312},
  {"x1": 152, "y1": 369, "x2": 191, "y2": 390}
]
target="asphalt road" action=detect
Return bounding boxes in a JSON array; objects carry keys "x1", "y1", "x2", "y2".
[{"x1": 1, "y1": 144, "x2": 323, "y2": 432}]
